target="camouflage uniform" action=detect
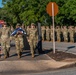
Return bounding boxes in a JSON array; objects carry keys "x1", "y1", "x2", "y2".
[
  {"x1": 74, "y1": 26, "x2": 76, "y2": 42},
  {"x1": 41, "y1": 26, "x2": 45, "y2": 41},
  {"x1": 74, "y1": 26, "x2": 76, "y2": 32},
  {"x1": 50, "y1": 26, "x2": 53, "y2": 41},
  {"x1": 68, "y1": 26, "x2": 74, "y2": 43},
  {"x1": 62, "y1": 26, "x2": 68, "y2": 42},
  {"x1": 10, "y1": 25, "x2": 14, "y2": 32},
  {"x1": 46, "y1": 26, "x2": 50, "y2": 41},
  {"x1": 26, "y1": 26, "x2": 30, "y2": 36},
  {"x1": 55, "y1": 26, "x2": 61, "y2": 42},
  {"x1": 14, "y1": 23, "x2": 24, "y2": 58},
  {"x1": 28, "y1": 23, "x2": 38, "y2": 58},
  {"x1": 0, "y1": 23, "x2": 10, "y2": 59}
]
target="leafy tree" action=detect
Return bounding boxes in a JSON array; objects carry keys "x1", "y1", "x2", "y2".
[
  {"x1": 55, "y1": 0, "x2": 76, "y2": 26},
  {"x1": 2, "y1": 0, "x2": 52, "y2": 25},
  {"x1": 2, "y1": 0, "x2": 76, "y2": 26}
]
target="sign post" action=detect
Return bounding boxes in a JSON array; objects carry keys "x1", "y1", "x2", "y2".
[
  {"x1": 46, "y1": 2, "x2": 58, "y2": 53},
  {"x1": 52, "y1": 3, "x2": 55, "y2": 53}
]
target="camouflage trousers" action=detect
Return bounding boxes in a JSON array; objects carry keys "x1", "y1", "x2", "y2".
[
  {"x1": 1, "y1": 40, "x2": 10, "y2": 56},
  {"x1": 46, "y1": 33, "x2": 50, "y2": 41},
  {"x1": 70, "y1": 36, "x2": 74, "y2": 42},
  {"x1": 57, "y1": 34, "x2": 60, "y2": 42},
  {"x1": 63, "y1": 35, "x2": 68, "y2": 42},
  {"x1": 42, "y1": 33, "x2": 45, "y2": 41},
  {"x1": 15, "y1": 37, "x2": 24, "y2": 54},
  {"x1": 29, "y1": 39, "x2": 37, "y2": 54},
  {"x1": 50, "y1": 33, "x2": 53, "y2": 41}
]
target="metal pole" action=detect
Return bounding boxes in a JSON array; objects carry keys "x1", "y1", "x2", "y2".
[{"x1": 52, "y1": 3, "x2": 55, "y2": 53}]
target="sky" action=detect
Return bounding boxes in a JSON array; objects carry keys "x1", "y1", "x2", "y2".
[{"x1": 0, "y1": 0, "x2": 3, "y2": 8}]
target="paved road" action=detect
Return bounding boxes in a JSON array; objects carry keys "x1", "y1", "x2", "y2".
[
  {"x1": 0, "y1": 40, "x2": 51, "y2": 60},
  {"x1": 0, "y1": 47, "x2": 51, "y2": 61},
  {"x1": 1, "y1": 41, "x2": 76, "y2": 60},
  {"x1": 42, "y1": 41, "x2": 76, "y2": 55},
  {"x1": 28, "y1": 67, "x2": 76, "y2": 75},
  {"x1": 0, "y1": 65, "x2": 76, "y2": 75}
]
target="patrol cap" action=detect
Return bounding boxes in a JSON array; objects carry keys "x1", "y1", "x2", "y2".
[
  {"x1": 16, "y1": 23, "x2": 21, "y2": 26},
  {"x1": 31, "y1": 23, "x2": 35, "y2": 26}
]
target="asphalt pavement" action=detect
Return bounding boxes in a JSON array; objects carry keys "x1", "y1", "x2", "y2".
[
  {"x1": 25, "y1": 67, "x2": 76, "y2": 75},
  {"x1": 42, "y1": 41, "x2": 76, "y2": 55}
]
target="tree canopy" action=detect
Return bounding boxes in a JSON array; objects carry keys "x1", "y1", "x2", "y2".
[{"x1": 0, "y1": 0, "x2": 76, "y2": 26}]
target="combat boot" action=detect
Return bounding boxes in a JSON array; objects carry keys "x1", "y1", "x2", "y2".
[
  {"x1": 71, "y1": 41, "x2": 74, "y2": 43},
  {"x1": 4, "y1": 55, "x2": 7, "y2": 59},
  {"x1": 32, "y1": 54, "x2": 35, "y2": 58},
  {"x1": 57, "y1": 39, "x2": 60, "y2": 42},
  {"x1": 65, "y1": 40, "x2": 68, "y2": 42},
  {"x1": 20, "y1": 52, "x2": 22, "y2": 56},
  {"x1": 18, "y1": 53, "x2": 21, "y2": 58},
  {"x1": 7, "y1": 52, "x2": 9, "y2": 57}
]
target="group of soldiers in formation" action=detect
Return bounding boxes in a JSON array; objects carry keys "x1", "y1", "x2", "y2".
[
  {"x1": 41, "y1": 25, "x2": 76, "y2": 43},
  {"x1": 0, "y1": 23, "x2": 38, "y2": 59},
  {"x1": 0, "y1": 22, "x2": 76, "y2": 59}
]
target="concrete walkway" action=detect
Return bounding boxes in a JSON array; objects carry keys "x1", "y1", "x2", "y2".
[
  {"x1": 0, "y1": 41, "x2": 76, "y2": 74},
  {"x1": 0, "y1": 60, "x2": 75, "y2": 74}
]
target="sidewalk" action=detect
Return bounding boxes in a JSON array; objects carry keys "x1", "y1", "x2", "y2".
[
  {"x1": 0, "y1": 54, "x2": 76, "y2": 74},
  {"x1": 0, "y1": 41, "x2": 76, "y2": 74}
]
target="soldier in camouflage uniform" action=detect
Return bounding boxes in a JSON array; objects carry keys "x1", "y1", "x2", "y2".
[
  {"x1": 50, "y1": 26, "x2": 53, "y2": 41},
  {"x1": 74, "y1": 26, "x2": 76, "y2": 42},
  {"x1": 74, "y1": 26, "x2": 76, "y2": 32},
  {"x1": 26, "y1": 25, "x2": 30, "y2": 36},
  {"x1": 55, "y1": 26, "x2": 61, "y2": 42},
  {"x1": 46, "y1": 26, "x2": 50, "y2": 41},
  {"x1": 62, "y1": 26, "x2": 68, "y2": 42},
  {"x1": 14, "y1": 23, "x2": 24, "y2": 58},
  {"x1": 41, "y1": 26, "x2": 45, "y2": 41},
  {"x1": 0, "y1": 23, "x2": 10, "y2": 59},
  {"x1": 68, "y1": 26, "x2": 74, "y2": 43},
  {"x1": 10, "y1": 25, "x2": 14, "y2": 32},
  {"x1": 28, "y1": 23, "x2": 38, "y2": 58}
]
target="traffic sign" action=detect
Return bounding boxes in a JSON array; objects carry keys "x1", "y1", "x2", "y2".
[
  {"x1": 46, "y1": 2, "x2": 58, "y2": 16},
  {"x1": 46, "y1": 2, "x2": 59, "y2": 54}
]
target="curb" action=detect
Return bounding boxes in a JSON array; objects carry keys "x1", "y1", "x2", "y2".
[{"x1": 58, "y1": 62, "x2": 76, "y2": 69}]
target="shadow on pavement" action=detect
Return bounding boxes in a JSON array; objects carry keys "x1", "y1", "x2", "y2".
[
  {"x1": 43, "y1": 49, "x2": 53, "y2": 54},
  {"x1": 67, "y1": 46, "x2": 75, "y2": 49}
]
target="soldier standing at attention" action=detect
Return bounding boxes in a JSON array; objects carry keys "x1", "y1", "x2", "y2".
[
  {"x1": 62, "y1": 26, "x2": 68, "y2": 42},
  {"x1": 10, "y1": 25, "x2": 14, "y2": 32},
  {"x1": 46, "y1": 26, "x2": 50, "y2": 41},
  {"x1": 14, "y1": 23, "x2": 24, "y2": 58},
  {"x1": 0, "y1": 22, "x2": 11, "y2": 59},
  {"x1": 50, "y1": 26, "x2": 53, "y2": 41},
  {"x1": 27, "y1": 23, "x2": 38, "y2": 58},
  {"x1": 26, "y1": 25, "x2": 30, "y2": 36},
  {"x1": 41, "y1": 26, "x2": 45, "y2": 41},
  {"x1": 55, "y1": 26, "x2": 61, "y2": 42},
  {"x1": 68, "y1": 26, "x2": 74, "y2": 43},
  {"x1": 74, "y1": 26, "x2": 76, "y2": 42}
]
